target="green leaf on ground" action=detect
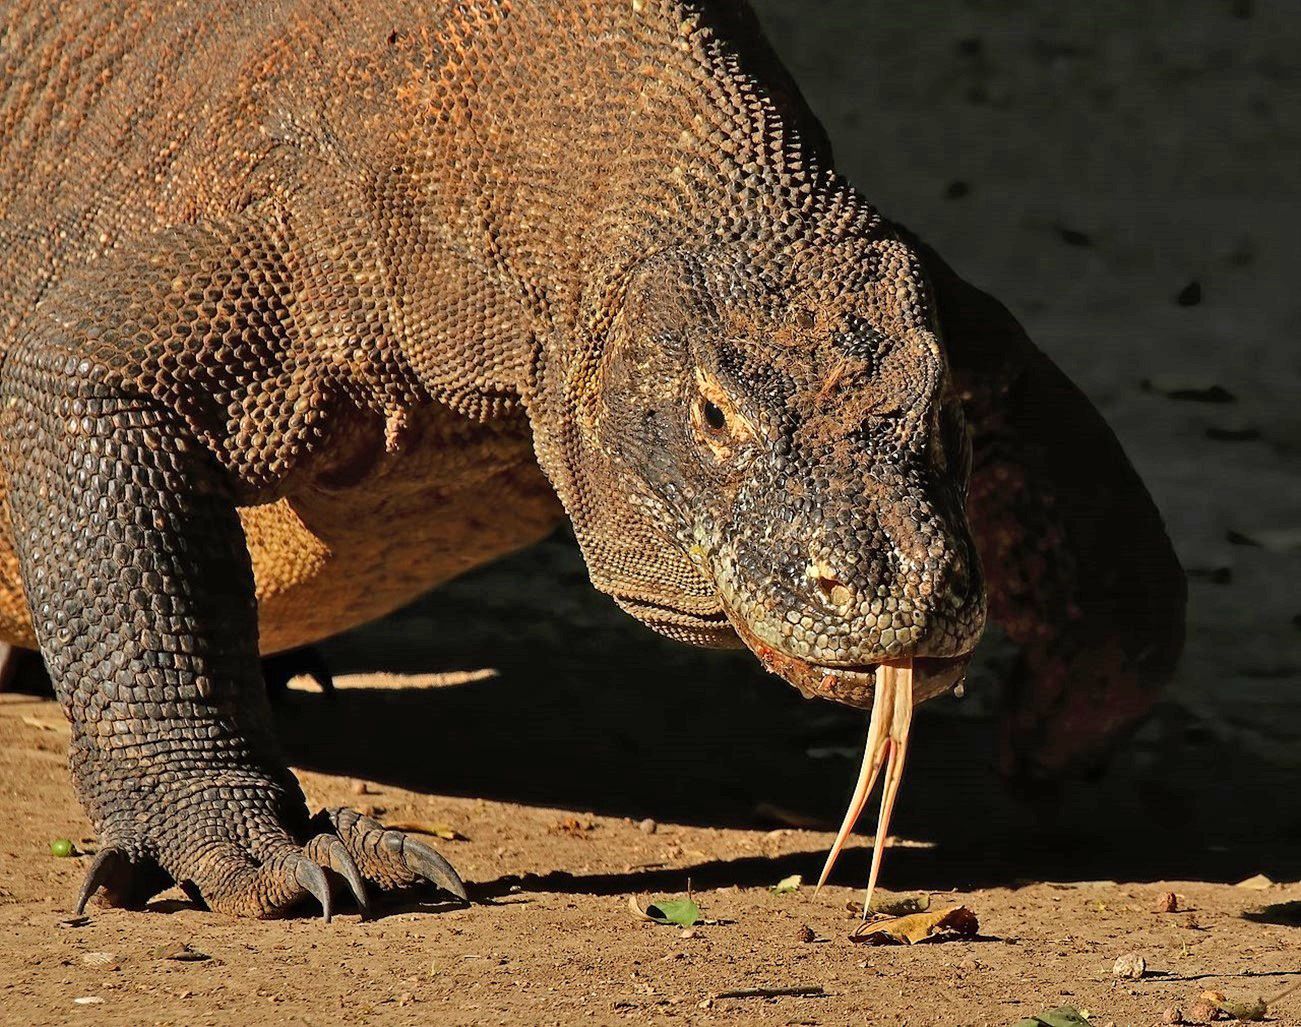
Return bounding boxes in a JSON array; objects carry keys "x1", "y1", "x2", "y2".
[
  {"x1": 627, "y1": 895, "x2": 700, "y2": 926},
  {"x1": 646, "y1": 898, "x2": 700, "y2": 926},
  {"x1": 771, "y1": 875, "x2": 802, "y2": 894}
]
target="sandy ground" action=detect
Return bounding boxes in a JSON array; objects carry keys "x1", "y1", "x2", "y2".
[{"x1": 1, "y1": 1, "x2": 1298, "y2": 1024}]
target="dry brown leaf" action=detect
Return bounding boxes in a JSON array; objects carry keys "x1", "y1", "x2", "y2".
[
  {"x1": 21, "y1": 715, "x2": 68, "y2": 733},
  {"x1": 849, "y1": 904, "x2": 978, "y2": 945},
  {"x1": 382, "y1": 820, "x2": 466, "y2": 841}
]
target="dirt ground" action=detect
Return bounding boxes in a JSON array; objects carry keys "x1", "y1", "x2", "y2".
[
  {"x1": 1, "y1": 1, "x2": 1298, "y2": 1025},
  {"x1": 1, "y1": 684, "x2": 1300, "y2": 1027}
]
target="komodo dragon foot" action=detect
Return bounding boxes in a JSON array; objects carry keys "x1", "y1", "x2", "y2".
[{"x1": 75, "y1": 808, "x2": 466, "y2": 920}]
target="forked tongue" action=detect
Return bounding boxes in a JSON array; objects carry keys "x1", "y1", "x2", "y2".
[{"x1": 814, "y1": 658, "x2": 914, "y2": 918}]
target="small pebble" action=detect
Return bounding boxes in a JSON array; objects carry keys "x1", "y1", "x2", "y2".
[
  {"x1": 352, "y1": 780, "x2": 371, "y2": 796},
  {"x1": 1187, "y1": 1000, "x2": 1218, "y2": 1023},
  {"x1": 151, "y1": 942, "x2": 210, "y2": 962},
  {"x1": 679, "y1": 928, "x2": 699, "y2": 940},
  {"x1": 1162, "y1": 1006, "x2": 1184, "y2": 1024},
  {"x1": 638, "y1": 818, "x2": 657, "y2": 834},
  {"x1": 72, "y1": 997, "x2": 104, "y2": 1005},
  {"x1": 795, "y1": 924, "x2": 815, "y2": 943},
  {"x1": 1112, "y1": 951, "x2": 1146, "y2": 979},
  {"x1": 1175, "y1": 280, "x2": 1203, "y2": 306},
  {"x1": 1154, "y1": 891, "x2": 1179, "y2": 913},
  {"x1": 81, "y1": 951, "x2": 120, "y2": 970},
  {"x1": 1056, "y1": 225, "x2": 1092, "y2": 247}
]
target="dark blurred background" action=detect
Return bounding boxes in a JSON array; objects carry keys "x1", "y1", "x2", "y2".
[{"x1": 279, "y1": 0, "x2": 1301, "y2": 889}]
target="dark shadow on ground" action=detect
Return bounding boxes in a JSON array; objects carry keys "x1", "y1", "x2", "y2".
[{"x1": 276, "y1": 532, "x2": 1301, "y2": 891}]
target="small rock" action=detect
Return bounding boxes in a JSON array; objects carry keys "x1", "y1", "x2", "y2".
[
  {"x1": 72, "y1": 997, "x2": 104, "y2": 1005},
  {"x1": 679, "y1": 928, "x2": 699, "y2": 940},
  {"x1": 945, "y1": 180, "x2": 970, "y2": 199},
  {"x1": 1187, "y1": 1000, "x2": 1219, "y2": 1023},
  {"x1": 1162, "y1": 1006, "x2": 1184, "y2": 1024},
  {"x1": 1055, "y1": 225, "x2": 1092, "y2": 247},
  {"x1": 697, "y1": 998, "x2": 713, "y2": 1009},
  {"x1": 151, "y1": 942, "x2": 210, "y2": 962},
  {"x1": 1175, "y1": 280, "x2": 1203, "y2": 306},
  {"x1": 1112, "y1": 951, "x2": 1146, "y2": 979},
  {"x1": 795, "y1": 924, "x2": 815, "y2": 943},
  {"x1": 1154, "y1": 891, "x2": 1179, "y2": 913},
  {"x1": 958, "y1": 956, "x2": 982, "y2": 973},
  {"x1": 81, "y1": 951, "x2": 120, "y2": 970},
  {"x1": 56, "y1": 915, "x2": 91, "y2": 929},
  {"x1": 638, "y1": 818, "x2": 657, "y2": 834},
  {"x1": 1204, "y1": 424, "x2": 1260, "y2": 442},
  {"x1": 352, "y1": 780, "x2": 371, "y2": 795},
  {"x1": 1140, "y1": 378, "x2": 1235, "y2": 403}
]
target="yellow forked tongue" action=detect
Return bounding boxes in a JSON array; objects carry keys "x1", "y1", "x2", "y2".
[{"x1": 814, "y1": 658, "x2": 914, "y2": 918}]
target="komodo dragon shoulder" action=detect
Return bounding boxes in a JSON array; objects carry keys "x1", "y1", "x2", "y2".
[{"x1": 0, "y1": 0, "x2": 1184, "y2": 918}]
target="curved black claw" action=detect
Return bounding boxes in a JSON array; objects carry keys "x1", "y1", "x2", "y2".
[
  {"x1": 384, "y1": 831, "x2": 469, "y2": 903},
  {"x1": 316, "y1": 808, "x2": 470, "y2": 906},
  {"x1": 307, "y1": 835, "x2": 372, "y2": 919},
  {"x1": 262, "y1": 646, "x2": 335, "y2": 699},
  {"x1": 75, "y1": 848, "x2": 128, "y2": 914},
  {"x1": 294, "y1": 858, "x2": 333, "y2": 923},
  {"x1": 74, "y1": 845, "x2": 172, "y2": 913}
]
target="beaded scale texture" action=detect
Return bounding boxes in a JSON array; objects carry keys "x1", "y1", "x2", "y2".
[{"x1": 0, "y1": 0, "x2": 1184, "y2": 917}]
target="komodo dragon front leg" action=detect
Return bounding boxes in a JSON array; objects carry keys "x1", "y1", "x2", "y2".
[{"x1": 0, "y1": 213, "x2": 463, "y2": 918}]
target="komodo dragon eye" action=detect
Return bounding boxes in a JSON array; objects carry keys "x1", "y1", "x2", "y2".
[{"x1": 690, "y1": 375, "x2": 752, "y2": 464}]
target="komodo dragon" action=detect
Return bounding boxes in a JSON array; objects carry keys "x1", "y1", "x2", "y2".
[{"x1": 0, "y1": 0, "x2": 1186, "y2": 919}]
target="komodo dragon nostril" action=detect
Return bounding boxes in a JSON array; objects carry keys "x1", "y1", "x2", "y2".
[{"x1": 814, "y1": 572, "x2": 854, "y2": 608}]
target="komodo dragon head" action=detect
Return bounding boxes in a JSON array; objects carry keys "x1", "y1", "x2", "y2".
[{"x1": 535, "y1": 232, "x2": 986, "y2": 710}]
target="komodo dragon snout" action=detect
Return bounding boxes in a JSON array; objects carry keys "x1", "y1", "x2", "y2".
[{"x1": 559, "y1": 242, "x2": 987, "y2": 708}]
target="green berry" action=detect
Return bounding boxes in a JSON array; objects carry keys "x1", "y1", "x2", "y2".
[{"x1": 49, "y1": 838, "x2": 73, "y2": 858}]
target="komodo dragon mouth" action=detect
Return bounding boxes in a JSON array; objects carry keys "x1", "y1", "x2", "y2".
[{"x1": 726, "y1": 610, "x2": 971, "y2": 709}]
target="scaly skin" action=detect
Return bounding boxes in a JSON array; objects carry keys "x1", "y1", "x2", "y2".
[{"x1": 0, "y1": 0, "x2": 1184, "y2": 918}]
